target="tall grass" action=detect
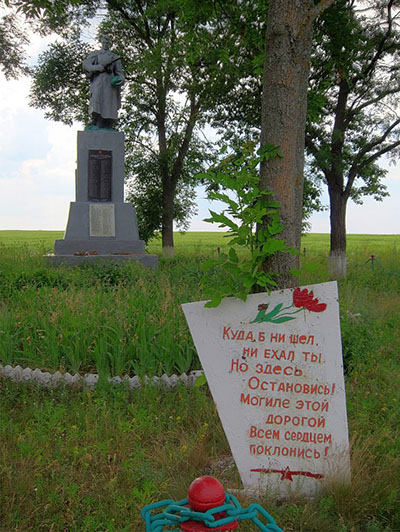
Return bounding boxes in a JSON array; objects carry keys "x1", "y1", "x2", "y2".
[
  {"x1": 0, "y1": 232, "x2": 400, "y2": 377},
  {"x1": 0, "y1": 257, "x2": 204, "y2": 376}
]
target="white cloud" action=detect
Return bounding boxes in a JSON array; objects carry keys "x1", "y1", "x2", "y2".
[{"x1": 0, "y1": 74, "x2": 76, "y2": 230}]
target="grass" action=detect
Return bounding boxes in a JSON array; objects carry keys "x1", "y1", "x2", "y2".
[
  {"x1": 1, "y1": 229, "x2": 399, "y2": 256},
  {"x1": 0, "y1": 231, "x2": 400, "y2": 530},
  {"x1": 0, "y1": 231, "x2": 399, "y2": 378}
]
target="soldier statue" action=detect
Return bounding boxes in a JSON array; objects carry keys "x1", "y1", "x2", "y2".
[{"x1": 83, "y1": 35, "x2": 125, "y2": 129}]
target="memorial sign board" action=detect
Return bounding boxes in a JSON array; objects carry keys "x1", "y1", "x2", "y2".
[
  {"x1": 88, "y1": 149, "x2": 112, "y2": 202},
  {"x1": 182, "y1": 282, "x2": 350, "y2": 497},
  {"x1": 89, "y1": 204, "x2": 115, "y2": 237}
]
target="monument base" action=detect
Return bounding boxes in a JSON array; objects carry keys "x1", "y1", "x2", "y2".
[
  {"x1": 54, "y1": 238, "x2": 145, "y2": 255},
  {"x1": 50, "y1": 130, "x2": 158, "y2": 269},
  {"x1": 46, "y1": 252, "x2": 158, "y2": 268}
]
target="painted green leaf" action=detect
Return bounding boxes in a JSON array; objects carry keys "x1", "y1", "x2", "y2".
[
  {"x1": 263, "y1": 302, "x2": 283, "y2": 320},
  {"x1": 269, "y1": 316, "x2": 296, "y2": 323},
  {"x1": 252, "y1": 302, "x2": 283, "y2": 323}
]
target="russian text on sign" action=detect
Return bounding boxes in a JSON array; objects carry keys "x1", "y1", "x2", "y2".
[{"x1": 182, "y1": 282, "x2": 350, "y2": 497}]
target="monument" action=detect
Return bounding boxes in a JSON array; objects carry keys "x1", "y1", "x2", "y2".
[
  {"x1": 182, "y1": 282, "x2": 350, "y2": 498},
  {"x1": 48, "y1": 35, "x2": 157, "y2": 268}
]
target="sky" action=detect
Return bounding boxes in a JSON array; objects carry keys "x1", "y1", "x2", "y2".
[{"x1": 0, "y1": 27, "x2": 399, "y2": 235}]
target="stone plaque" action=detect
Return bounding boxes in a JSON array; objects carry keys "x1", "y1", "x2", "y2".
[
  {"x1": 89, "y1": 204, "x2": 115, "y2": 237},
  {"x1": 88, "y1": 149, "x2": 112, "y2": 201},
  {"x1": 182, "y1": 282, "x2": 350, "y2": 497}
]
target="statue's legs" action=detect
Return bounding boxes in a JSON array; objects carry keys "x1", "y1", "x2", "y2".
[
  {"x1": 91, "y1": 113, "x2": 115, "y2": 129},
  {"x1": 90, "y1": 112, "x2": 102, "y2": 127},
  {"x1": 103, "y1": 118, "x2": 116, "y2": 129}
]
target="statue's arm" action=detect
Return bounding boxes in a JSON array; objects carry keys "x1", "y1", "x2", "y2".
[
  {"x1": 113, "y1": 59, "x2": 125, "y2": 84},
  {"x1": 83, "y1": 52, "x2": 104, "y2": 74}
]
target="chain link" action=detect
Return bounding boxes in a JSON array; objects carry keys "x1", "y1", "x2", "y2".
[{"x1": 141, "y1": 493, "x2": 283, "y2": 531}]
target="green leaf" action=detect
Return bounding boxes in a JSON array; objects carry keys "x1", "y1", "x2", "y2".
[
  {"x1": 205, "y1": 211, "x2": 239, "y2": 232},
  {"x1": 201, "y1": 258, "x2": 226, "y2": 271},
  {"x1": 204, "y1": 296, "x2": 222, "y2": 308},
  {"x1": 228, "y1": 247, "x2": 239, "y2": 263},
  {"x1": 268, "y1": 211, "x2": 284, "y2": 235},
  {"x1": 194, "y1": 374, "x2": 207, "y2": 387},
  {"x1": 201, "y1": 259, "x2": 217, "y2": 270},
  {"x1": 243, "y1": 275, "x2": 256, "y2": 288},
  {"x1": 261, "y1": 239, "x2": 288, "y2": 255},
  {"x1": 200, "y1": 141, "x2": 298, "y2": 308}
]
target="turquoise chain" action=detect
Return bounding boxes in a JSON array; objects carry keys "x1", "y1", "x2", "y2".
[{"x1": 141, "y1": 493, "x2": 283, "y2": 531}]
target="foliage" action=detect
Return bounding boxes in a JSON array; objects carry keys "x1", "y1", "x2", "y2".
[
  {"x1": 126, "y1": 171, "x2": 197, "y2": 244},
  {"x1": 0, "y1": 255, "x2": 201, "y2": 377},
  {"x1": 0, "y1": 381, "x2": 229, "y2": 531},
  {"x1": 302, "y1": 162, "x2": 327, "y2": 233},
  {"x1": 1, "y1": 0, "x2": 97, "y2": 82},
  {"x1": 306, "y1": 0, "x2": 400, "y2": 253},
  {"x1": 125, "y1": 136, "x2": 214, "y2": 243},
  {"x1": 199, "y1": 142, "x2": 293, "y2": 307},
  {"x1": 201, "y1": 0, "x2": 267, "y2": 143},
  {"x1": 4, "y1": 0, "x2": 98, "y2": 36},
  {"x1": 29, "y1": 38, "x2": 91, "y2": 125},
  {"x1": 0, "y1": 10, "x2": 28, "y2": 79}
]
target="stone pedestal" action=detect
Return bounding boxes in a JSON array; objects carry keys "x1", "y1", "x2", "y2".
[{"x1": 47, "y1": 130, "x2": 157, "y2": 267}]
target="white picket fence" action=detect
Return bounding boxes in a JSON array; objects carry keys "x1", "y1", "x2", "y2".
[{"x1": 0, "y1": 364, "x2": 204, "y2": 389}]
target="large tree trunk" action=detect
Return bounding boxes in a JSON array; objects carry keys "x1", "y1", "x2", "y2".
[
  {"x1": 162, "y1": 180, "x2": 175, "y2": 258},
  {"x1": 259, "y1": 0, "x2": 315, "y2": 289},
  {"x1": 328, "y1": 186, "x2": 348, "y2": 278}
]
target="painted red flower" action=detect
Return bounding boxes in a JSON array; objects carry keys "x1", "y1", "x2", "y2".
[
  {"x1": 258, "y1": 303, "x2": 269, "y2": 311},
  {"x1": 293, "y1": 287, "x2": 327, "y2": 312}
]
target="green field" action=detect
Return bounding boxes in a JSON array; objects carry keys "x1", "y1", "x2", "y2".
[
  {"x1": 1, "y1": 230, "x2": 399, "y2": 257},
  {"x1": 0, "y1": 231, "x2": 399, "y2": 531}
]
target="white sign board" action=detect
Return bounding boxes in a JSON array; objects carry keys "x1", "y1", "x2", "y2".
[
  {"x1": 182, "y1": 282, "x2": 350, "y2": 497},
  {"x1": 90, "y1": 204, "x2": 115, "y2": 237}
]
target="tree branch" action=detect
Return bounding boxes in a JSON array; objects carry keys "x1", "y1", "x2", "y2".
[
  {"x1": 353, "y1": 0, "x2": 395, "y2": 84},
  {"x1": 134, "y1": 138, "x2": 158, "y2": 157},
  {"x1": 171, "y1": 96, "x2": 201, "y2": 185},
  {"x1": 159, "y1": 12, "x2": 174, "y2": 39},
  {"x1": 305, "y1": 134, "x2": 320, "y2": 160},
  {"x1": 311, "y1": 0, "x2": 335, "y2": 22},
  {"x1": 135, "y1": 0, "x2": 152, "y2": 45},
  {"x1": 357, "y1": 139, "x2": 400, "y2": 171},
  {"x1": 355, "y1": 117, "x2": 400, "y2": 162},
  {"x1": 347, "y1": 85, "x2": 400, "y2": 120},
  {"x1": 344, "y1": 118, "x2": 400, "y2": 195},
  {"x1": 345, "y1": 138, "x2": 400, "y2": 198},
  {"x1": 105, "y1": 0, "x2": 153, "y2": 48}
]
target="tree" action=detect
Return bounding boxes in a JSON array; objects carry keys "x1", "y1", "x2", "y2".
[
  {"x1": 1, "y1": 0, "x2": 98, "y2": 77},
  {"x1": 0, "y1": 10, "x2": 28, "y2": 79},
  {"x1": 28, "y1": 0, "x2": 258, "y2": 257},
  {"x1": 306, "y1": 0, "x2": 400, "y2": 277},
  {"x1": 203, "y1": 2, "x2": 327, "y2": 252},
  {"x1": 125, "y1": 135, "x2": 214, "y2": 243},
  {"x1": 258, "y1": 0, "x2": 334, "y2": 288}
]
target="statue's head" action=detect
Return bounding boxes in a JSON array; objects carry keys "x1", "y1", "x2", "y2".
[{"x1": 100, "y1": 34, "x2": 110, "y2": 50}]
